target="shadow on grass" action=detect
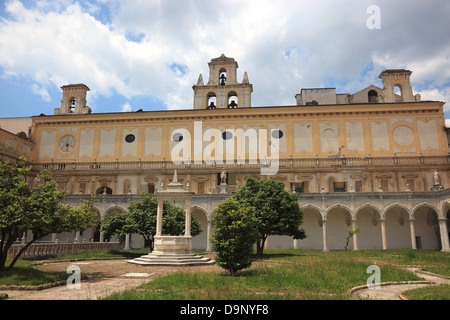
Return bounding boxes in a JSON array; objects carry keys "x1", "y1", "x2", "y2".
[{"x1": 0, "y1": 264, "x2": 67, "y2": 286}]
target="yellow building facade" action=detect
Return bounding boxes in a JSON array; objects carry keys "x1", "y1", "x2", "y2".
[{"x1": 1, "y1": 55, "x2": 449, "y2": 252}]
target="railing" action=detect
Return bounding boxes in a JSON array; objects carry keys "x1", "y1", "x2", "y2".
[
  {"x1": 30, "y1": 155, "x2": 450, "y2": 172},
  {"x1": 7, "y1": 242, "x2": 120, "y2": 259}
]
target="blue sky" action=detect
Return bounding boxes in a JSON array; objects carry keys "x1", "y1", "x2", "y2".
[{"x1": 0, "y1": 0, "x2": 449, "y2": 122}]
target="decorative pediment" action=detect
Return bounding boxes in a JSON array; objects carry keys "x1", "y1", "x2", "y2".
[
  {"x1": 144, "y1": 175, "x2": 159, "y2": 183},
  {"x1": 350, "y1": 173, "x2": 368, "y2": 180},
  {"x1": 98, "y1": 177, "x2": 112, "y2": 183},
  {"x1": 375, "y1": 174, "x2": 392, "y2": 179},
  {"x1": 193, "y1": 176, "x2": 209, "y2": 181},
  {"x1": 401, "y1": 173, "x2": 419, "y2": 179},
  {"x1": 296, "y1": 175, "x2": 313, "y2": 181}
]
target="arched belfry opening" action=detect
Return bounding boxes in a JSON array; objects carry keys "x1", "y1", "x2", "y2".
[
  {"x1": 193, "y1": 54, "x2": 253, "y2": 109},
  {"x1": 379, "y1": 70, "x2": 415, "y2": 103},
  {"x1": 368, "y1": 90, "x2": 378, "y2": 103},
  {"x1": 55, "y1": 84, "x2": 92, "y2": 115}
]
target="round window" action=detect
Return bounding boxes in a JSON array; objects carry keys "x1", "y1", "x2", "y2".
[
  {"x1": 222, "y1": 131, "x2": 233, "y2": 140},
  {"x1": 272, "y1": 130, "x2": 284, "y2": 139},
  {"x1": 173, "y1": 133, "x2": 184, "y2": 142},
  {"x1": 125, "y1": 134, "x2": 135, "y2": 143}
]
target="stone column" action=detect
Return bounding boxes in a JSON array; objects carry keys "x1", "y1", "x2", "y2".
[
  {"x1": 51, "y1": 233, "x2": 57, "y2": 243},
  {"x1": 409, "y1": 218, "x2": 417, "y2": 249},
  {"x1": 185, "y1": 199, "x2": 192, "y2": 236},
  {"x1": 322, "y1": 220, "x2": 329, "y2": 252},
  {"x1": 156, "y1": 198, "x2": 163, "y2": 236},
  {"x1": 100, "y1": 231, "x2": 104, "y2": 243},
  {"x1": 124, "y1": 234, "x2": 130, "y2": 250},
  {"x1": 206, "y1": 219, "x2": 212, "y2": 252},
  {"x1": 438, "y1": 218, "x2": 450, "y2": 252},
  {"x1": 380, "y1": 218, "x2": 387, "y2": 250},
  {"x1": 352, "y1": 220, "x2": 359, "y2": 251},
  {"x1": 75, "y1": 231, "x2": 80, "y2": 243}
]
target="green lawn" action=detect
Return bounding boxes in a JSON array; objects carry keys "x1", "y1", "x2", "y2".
[
  {"x1": 1, "y1": 248, "x2": 448, "y2": 300},
  {"x1": 105, "y1": 249, "x2": 449, "y2": 300}
]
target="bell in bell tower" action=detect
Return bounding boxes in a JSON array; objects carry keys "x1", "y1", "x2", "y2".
[
  {"x1": 193, "y1": 54, "x2": 253, "y2": 109},
  {"x1": 54, "y1": 84, "x2": 92, "y2": 115}
]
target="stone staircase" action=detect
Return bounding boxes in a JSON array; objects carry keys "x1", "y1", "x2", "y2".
[{"x1": 128, "y1": 252, "x2": 215, "y2": 266}]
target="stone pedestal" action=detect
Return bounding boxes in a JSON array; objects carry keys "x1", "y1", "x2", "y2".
[
  {"x1": 129, "y1": 236, "x2": 214, "y2": 266},
  {"x1": 219, "y1": 183, "x2": 229, "y2": 194},
  {"x1": 128, "y1": 170, "x2": 215, "y2": 266}
]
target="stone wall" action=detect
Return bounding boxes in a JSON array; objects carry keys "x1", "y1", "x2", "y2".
[{"x1": 7, "y1": 242, "x2": 120, "y2": 259}]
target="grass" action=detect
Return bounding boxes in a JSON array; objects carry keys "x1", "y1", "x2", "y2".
[
  {"x1": 0, "y1": 259, "x2": 67, "y2": 286},
  {"x1": 1, "y1": 248, "x2": 448, "y2": 300},
  {"x1": 104, "y1": 249, "x2": 436, "y2": 300},
  {"x1": 402, "y1": 284, "x2": 450, "y2": 300}
]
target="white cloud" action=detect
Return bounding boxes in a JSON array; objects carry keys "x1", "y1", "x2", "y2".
[
  {"x1": 121, "y1": 102, "x2": 132, "y2": 112},
  {"x1": 0, "y1": 0, "x2": 449, "y2": 113}
]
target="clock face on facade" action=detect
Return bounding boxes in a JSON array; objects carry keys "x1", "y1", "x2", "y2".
[{"x1": 59, "y1": 135, "x2": 76, "y2": 152}]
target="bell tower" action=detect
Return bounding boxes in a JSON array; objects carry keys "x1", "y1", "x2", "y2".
[
  {"x1": 54, "y1": 84, "x2": 92, "y2": 115},
  {"x1": 193, "y1": 54, "x2": 253, "y2": 109},
  {"x1": 378, "y1": 69, "x2": 416, "y2": 103}
]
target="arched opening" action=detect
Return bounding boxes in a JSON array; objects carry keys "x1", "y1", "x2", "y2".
[
  {"x1": 298, "y1": 207, "x2": 323, "y2": 250},
  {"x1": 70, "y1": 97, "x2": 76, "y2": 113},
  {"x1": 102, "y1": 207, "x2": 126, "y2": 243},
  {"x1": 394, "y1": 85, "x2": 402, "y2": 102},
  {"x1": 96, "y1": 186, "x2": 113, "y2": 195},
  {"x1": 219, "y1": 68, "x2": 227, "y2": 86},
  {"x1": 207, "y1": 92, "x2": 217, "y2": 109},
  {"x1": 368, "y1": 90, "x2": 378, "y2": 103},
  {"x1": 227, "y1": 91, "x2": 238, "y2": 108},
  {"x1": 414, "y1": 205, "x2": 440, "y2": 250},
  {"x1": 191, "y1": 207, "x2": 208, "y2": 250},
  {"x1": 91, "y1": 209, "x2": 101, "y2": 242},
  {"x1": 385, "y1": 206, "x2": 410, "y2": 249},
  {"x1": 355, "y1": 206, "x2": 383, "y2": 249},
  {"x1": 326, "y1": 206, "x2": 353, "y2": 250}
]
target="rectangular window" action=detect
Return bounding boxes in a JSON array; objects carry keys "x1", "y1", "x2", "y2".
[
  {"x1": 79, "y1": 182, "x2": 86, "y2": 194},
  {"x1": 148, "y1": 183, "x2": 155, "y2": 194},
  {"x1": 355, "y1": 180, "x2": 362, "y2": 192},
  {"x1": 197, "y1": 182, "x2": 205, "y2": 194},
  {"x1": 333, "y1": 182, "x2": 346, "y2": 192},
  {"x1": 406, "y1": 179, "x2": 415, "y2": 191},
  {"x1": 380, "y1": 179, "x2": 389, "y2": 192},
  {"x1": 291, "y1": 182, "x2": 305, "y2": 193}
]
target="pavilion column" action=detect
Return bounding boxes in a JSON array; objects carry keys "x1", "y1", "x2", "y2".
[
  {"x1": 100, "y1": 231, "x2": 104, "y2": 243},
  {"x1": 409, "y1": 218, "x2": 417, "y2": 249},
  {"x1": 380, "y1": 218, "x2": 387, "y2": 250},
  {"x1": 124, "y1": 234, "x2": 131, "y2": 250},
  {"x1": 322, "y1": 219, "x2": 329, "y2": 252},
  {"x1": 438, "y1": 218, "x2": 450, "y2": 252},
  {"x1": 156, "y1": 198, "x2": 163, "y2": 236},
  {"x1": 352, "y1": 219, "x2": 359, "y2": 251},
  {"x1": 185, "y1": 198, "x2": 192, "y2": 236},
  {"x1": 75, "y1": 231, "x2": 80, "y2": 243},
  {"x1": 206, "y1": 219, "x2": 212, "y2": 252}
]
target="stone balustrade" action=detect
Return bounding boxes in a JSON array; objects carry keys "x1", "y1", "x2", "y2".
[{"x1": 7, "y1": 242, "x2": 120, "y2": 259}]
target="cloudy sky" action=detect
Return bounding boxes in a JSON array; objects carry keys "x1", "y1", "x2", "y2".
[{"x1": 0, "y1": 0, "x2": 449, "y2": 122}]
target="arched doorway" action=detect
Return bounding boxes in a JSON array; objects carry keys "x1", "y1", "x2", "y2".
[
  {"x1": 384, "y1": 206, "x2": 410, "y2": 249},
  {"x1": 298, "y1": 206, "x2": 323, "y2": 250},
  {"x1": 355, "y1": 206, "x2": 383, "y2": 249},
  {"x1": 326, "y1": 206, "x2": 353, "y2": 250},
  {"x1": 191, "y1": 207, "x2": 208, "y2": 251},
  {"x1": 413, "y1": 205, "x2": 440, "y2": 250}
]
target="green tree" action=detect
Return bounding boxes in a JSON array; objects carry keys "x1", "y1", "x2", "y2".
[
  {"x1": 234, "y1": 177, "x2": 306, "y2": 256},
  {"x1": 0, "y1": 159, "x2": 97, "y2": 271},
  {"x1": 211, "y1": 198, "x2": 260, "y2": 276},
  {"x1": 101, "y1": 193, "x2": 202, "y2": 251}
]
